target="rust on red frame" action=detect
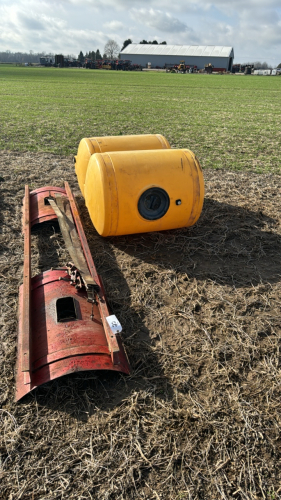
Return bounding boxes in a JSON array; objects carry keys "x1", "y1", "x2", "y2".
[
  {"x1": 29, "y1": 186, "x2": 67, "y2": 226},
  {"x1": 16, "y1": 184, "x2": 130, "y2": 401}
]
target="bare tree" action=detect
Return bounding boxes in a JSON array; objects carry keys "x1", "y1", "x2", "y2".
[
  {"x1": 254, "y1": 61, "x2": 272, "y2": 69},
  {"x1": 104, "y1": 39, "x2": 120, "y2": 59}
]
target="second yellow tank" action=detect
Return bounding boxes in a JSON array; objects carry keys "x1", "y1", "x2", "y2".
[{"x1": 75, "y1": 134, "x2": 171, "y2": 196}]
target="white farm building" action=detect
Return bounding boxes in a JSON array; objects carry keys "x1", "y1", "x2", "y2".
[{"x1": 120, "y1": 44, "x2": 234, "y2": 71}]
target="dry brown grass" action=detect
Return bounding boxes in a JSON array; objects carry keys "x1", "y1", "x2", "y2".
[{"x1": 0, "y1": 151, "x2": 281, "y2": 499}]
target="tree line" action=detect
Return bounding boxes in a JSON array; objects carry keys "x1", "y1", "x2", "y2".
[
  {"x1": 1, "y1": 45, "x2": 279, "y2": 68},
  {"x1": 0, "y1": 39, "x2": 165, "y2": 64},
  {"x1": 78, "y1": 38, "x2": 167, "y2": 63},
  {"x1": 248, "y1": 61, "x2": 280, "y2": 70},
  {"x1": 0, "y1": 50, "x2": 61, "y2": 63},
  {"x1": 121, "y1": 39, "x2": 166, "y2": 51}
]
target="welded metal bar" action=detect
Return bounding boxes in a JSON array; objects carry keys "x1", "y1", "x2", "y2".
[
  {"x1": 64, "y1": 181, "x2": 121, "y2": 364},
  {"x1": 55, "y1": 195, "x2": 94, "y2": 284},
  {"x1": 21, "y1": 185, "x2": 31, "y2": 380},
  {"x1": 64, "y1": 182, "x2": 99, "y2": 281},
  {"x1": 48, "y1": 197, "x2": 87, "y2": 275}
]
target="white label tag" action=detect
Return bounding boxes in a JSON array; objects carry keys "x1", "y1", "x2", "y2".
[{"x1": 106, "y1": 315, "x2": 122, "y2": 334}]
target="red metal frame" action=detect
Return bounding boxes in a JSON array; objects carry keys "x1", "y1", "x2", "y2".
[
  {"x1": 29, "y1": 186, "x2": 67, "y2": 226},
  {"x1": 22, "y1": 186, "x2": 31, "y2": 383},
  {"x1": 16, "y1": 183, "x2": 130, "y2": 401}
]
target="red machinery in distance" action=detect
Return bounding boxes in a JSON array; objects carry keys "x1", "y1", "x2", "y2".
[{"x1": 16, "y1": 182, "x2": 130, "y2": 401}]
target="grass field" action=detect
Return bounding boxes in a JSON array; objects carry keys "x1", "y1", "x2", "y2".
[
  {"x1": 0, "y1": 67, "x2": 281, "y2": 499},
  {"x1": 0, "y1": 66, "x2": 281, "y2": 172}
]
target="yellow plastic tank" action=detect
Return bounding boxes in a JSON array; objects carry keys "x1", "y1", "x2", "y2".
[
  {"x1": 75, "y1": 134, "x2": 171, "y2": 196},
  {"x1": 84, "y1": 149, "x2": 204, "y2": 237}
]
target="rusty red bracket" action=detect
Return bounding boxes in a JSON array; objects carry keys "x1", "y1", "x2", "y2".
[{"x1": 16, "y1": 182, "x2": 130, "y2": 401}]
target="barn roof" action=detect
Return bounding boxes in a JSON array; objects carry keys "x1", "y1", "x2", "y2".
[{"x1": 120, "y1": 44, "x2": 233, "y2": 58}]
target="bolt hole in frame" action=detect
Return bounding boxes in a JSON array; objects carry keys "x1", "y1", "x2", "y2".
[{"x1": 16, "y1": 183, "x2": 130, "y2": 401}]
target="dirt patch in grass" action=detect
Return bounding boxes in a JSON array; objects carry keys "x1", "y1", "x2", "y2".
[{"x1": 0, "y1": 150, "x2": 281, "y2": 499}]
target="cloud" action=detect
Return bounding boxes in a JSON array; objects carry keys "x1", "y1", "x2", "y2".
[
  {"x1": 0, "y1": 2, "x2": 108, "y2": 53},
  {"x1": 130, "y1": 8, "x2": 191, "y2": 33},
  {"x1": 103, "y1": 21, "x2": 124, "y2": 31},
  {"x1": 40, "y1": 0, "x2": 152, "y2": 10},
  {"x1": 0, "y1": 0, "x2": 281, "y2": 65},
  {"x1": 17, "y1": 13, "x2": 45, "y2": 31},
  {"x1": 210, "y1": 0, "x2": 281, "y2": 8}
]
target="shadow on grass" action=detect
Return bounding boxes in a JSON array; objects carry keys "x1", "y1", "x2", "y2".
[
  {"x1": 111, "y1": 197, "x2": 281, "y2": 288},
  {"x1": 31, "y1": 221, "x2": 61, "y2": 272}
]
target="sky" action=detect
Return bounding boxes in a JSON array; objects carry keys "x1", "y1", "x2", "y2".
[{"x1": 0, "y1": 0, "x2": 281, "y2": 66}]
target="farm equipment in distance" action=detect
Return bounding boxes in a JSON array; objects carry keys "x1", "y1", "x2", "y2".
[
  {"x1": 232, "y1": 63, "x2": 254, "y2": 74},
  {"x1": 204, "y1": 63, "x2": 214, "y2": 73},
  {"x1": 83, "y1": 58, "x2": 142, "y2": 71},
  {"x1": 39, "y1": 57, "x2": 54, "y2": 67},
  {"x1": 178, "y1": 60, "x2": 187, "y2": 73},
  {"x1": 166, "y1": 62, "x2": 197, "y2": 73},
  {"x1": 40, "y1": 56, "x2": 141, "y2": 70}
]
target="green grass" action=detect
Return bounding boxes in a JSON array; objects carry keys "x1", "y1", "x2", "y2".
[{"x1": 0, "y1": 66, "x2": 281, "y2": 173}]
